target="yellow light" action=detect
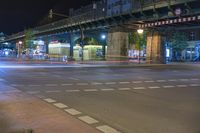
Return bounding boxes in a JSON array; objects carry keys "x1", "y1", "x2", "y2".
[{"x1": 137, "y1": 29, "x2": 144, "y2": 34}]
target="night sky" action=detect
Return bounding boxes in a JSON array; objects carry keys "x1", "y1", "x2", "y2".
[{"x1": 0, "y1": 0, "x2": 93, "y2": 35}]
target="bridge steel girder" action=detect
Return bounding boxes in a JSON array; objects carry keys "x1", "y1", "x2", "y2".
[{"x1": 1, "y1": 0, "x2": 200, "y2": 43}]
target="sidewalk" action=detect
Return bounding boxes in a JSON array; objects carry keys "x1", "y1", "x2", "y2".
[{"x1": 0, "y1": 84, "x2": 100, "y2": 133}]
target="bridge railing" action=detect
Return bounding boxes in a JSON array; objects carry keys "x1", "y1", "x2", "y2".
[{"x1": 4, "y1": 0, "x2": 189, "y2": 41}]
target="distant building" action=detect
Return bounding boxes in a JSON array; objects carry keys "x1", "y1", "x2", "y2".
[
  {"x1": 69, "y1": 0, "x2": 106, "y2": 19},
  {"x1": 107, "y1": 0, "x2": 132, "y2": 16}
]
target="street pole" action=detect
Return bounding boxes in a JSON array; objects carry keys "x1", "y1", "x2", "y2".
[{"x1": 80, "y1": 26, "x2": 84, "y2": 61}]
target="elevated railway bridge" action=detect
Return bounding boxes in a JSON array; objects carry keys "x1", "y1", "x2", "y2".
[{"x1": 1, "y1": 0, "x2": 200, "y2": 63}]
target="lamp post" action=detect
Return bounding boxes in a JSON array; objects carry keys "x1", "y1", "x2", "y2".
[
  {"x1": 17, "y1": 41, "x2": 22, "y2": 59},
  {"x1": 101, "y1": 34, "x2": 106, "y2": 60},
  {"x1": 137, "y1": 29, "x2": 144, "y2": 64}
]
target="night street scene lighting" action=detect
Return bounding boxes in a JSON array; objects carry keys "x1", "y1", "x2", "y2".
[{"x1": 0, "y1": 0, "x2": 200, "y2": 133}]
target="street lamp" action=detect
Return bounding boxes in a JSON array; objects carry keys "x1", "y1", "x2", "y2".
[
  {"x1": 17, "y1": 41, "x2": 23, "y2": 59},
  {"x1": 137, "y1": 29, "x2": 144, "y2": 64},
  {"x1": 101, "y1": 34, "x2": 106, "y2": 40},
  {"x1": 101, "y1": 34, "x2": 106, "y2": 59},
  {"x1": 137, "y1": 29, "x2": 144, "y2": 34}
]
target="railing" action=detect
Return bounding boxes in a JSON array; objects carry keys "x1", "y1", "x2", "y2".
[{"x1": 4, "y1": 0, "x2": 192, "y2": 41}]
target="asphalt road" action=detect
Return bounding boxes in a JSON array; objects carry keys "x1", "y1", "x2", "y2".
[{"x1": 0, "y1": 62, "x2": 200, "y2": 133}]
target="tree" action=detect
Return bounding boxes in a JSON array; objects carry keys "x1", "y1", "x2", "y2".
[
  {"x1": 75, "y1": 37, "x2": 98, "y2": 46},
  {"x1": 23, "y1": 29, "x2": 35, "y2": 50},
  {"x1": 129, "y1": 31, "x2": 146, "y2": 63},
  {"x1": 170, "y1": 32, "x2": 188, "y2": 61}
]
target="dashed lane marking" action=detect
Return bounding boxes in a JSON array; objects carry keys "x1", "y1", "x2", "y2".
[
  {"x1": 190, "y1": 84, "x2": 200, "y2": 87},
  {"x1": 44, "y1": 98, "x2": 56, "y2": 103},
  {"x1": 168, "y1": 79, "x2": 177, "y2": 82},
  {"x1": 11, "y1": 84, "x2": 24, "y2": 87},
  {"x1": 53, "y1": 103, "x2": 68, "y2": 109},
  {"x1": 101, "y1": 88, "x2": 115, "y2": 91},
  {"x1": 96, "y1": 125, "x2": 121, "y2": 133},
  {"x1": 132, "y1": 81, "x2": 142, "y2": 84},
  {"x1": 61, "y1": 83, "x2": 73, "y2": 86},
  {"x1": 105, "y1": 82, "x2": 116, "y2": 85},
  {"x1": 119, "y1": 82, "x2": 130, "y2": 84},
  {"x1": 144, "y1": 81, "x2": 155, "y2": 83},
  {"x1": 133, "y1": 87, "x2": 146, "y2": 90},
  {"x1": 66, "y1": 90, "x2": 80, "y2": 92},
  {"x1": 77, "y1": 83, "x2": 89, "y2": 86},
  {"x1": 149, "y1": 86, "x2": 161, "y2": 89},
  {"x1": 163, "y1": 85, "x2": 175, "y2": 88},
  {"x1": 177, "y1": 85, "x2": 188, "y2": 88},
  {"x1": 28, "y1": 85, "x2": 41, "y2": 87},
  {"x1": 156, "y1": 80, "x2": 166, "y2": 82},
  {"x1": 46, "y1": 90, "x2": 61, "y2": 93},
  {"x1": 0, "y1": 78, "x2": 6, "y2": 82},
  {"x1": 84, "y1": 89, "x2": 98, "y2": 92},
  {"x1": 69, "y1": 77, "x2": 80, "y2": 80},
  {"x1": 179, "y1": 79, "x2": 189, "y2": 81},
  {"x1": 190, "y1": 78, "x2": 199, "y2": 81},
  {"x1": 91, "y1": 82, "x2": 103, "y2": 85},
  {"x1": 65, "y1": 108, "x2": 82, "y2": 116},
  {"x1": 78, "y1": 116, "x2": 99, "y2": 124},
  {"x1": 26, "y1": 91, "x2": 40, "y2": 94},
  {"x1": 45, "y1": 84, "x2": 58, "y2": 87},
  {"x1": 2, "y1": 90, "x2": 22, "y2": 93},
  {"x1": 118, "y1": 88, "x2": 131, "y2": 91}
]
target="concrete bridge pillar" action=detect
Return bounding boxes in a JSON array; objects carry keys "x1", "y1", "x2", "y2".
[
  {"x1": 106, "y1": 31, "x2": 129, "y2": 61},
  {"x1": 146, "y1": 31, "x2": 166, "y2": 64}
]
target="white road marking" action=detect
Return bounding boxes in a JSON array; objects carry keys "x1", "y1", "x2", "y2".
[
  {"x1": 156, "y1": 80, "x2": 166, "y2": 82},
  {"x1": 37, "y1": 95, "x2": 45, "y2": 99},
  {"x1": 190, "y1": 84, "x2": 200, "y2": 87},
  {"x1": 0, "y1": 78, "x2": 6, "y2": 81},
  {"x1": 177, "y1": 85, "x2": 187, "y2": 88},
  {"x1": 46, "y1": 90, "x2": 61, "y2": 93},
  {"x1": 145, "y1": 81, "x2": 155, "y2": 83},
  {"x1": 91, "y1": 82, "x2": 103, "y2": 85},
  {"x1": 78, "y1": 116, "x2": 99, "y2": 124},
  {"x1": 26, "y1": 91, "x2": 40, "y2": 94},
  {"x1": 190, "y1": 78, "x2": 199, "y2": 81},
  {"x1": 44, "y1": 98, "x2": 56, "y2": 103},
  {"x1": 69, "y1": 77, "x2": 79, "y2": 80},
  {"x1": 119, "y1": 82, "x2": 130, "y2": 84},
  {"x1": 28, "y1": 85, "x2": 41, "y2": 87},
  {"x1": 45, "y1": 84, "x2": 58, "y2": 87},
  {"x1": 149, "y1": 86, "x2": 160, "y2": 89},
  {"x1": 96, "y1": 125, "x2": 121, "y2": 133},
  {"x1": 118, "y1": 88, "x2": 131, "y2": 91},
  {"x1": 65, "y1": 108, "x2": 82, "y2": 115},
  {"x1": 101, "y1": 89, "x2": 115, "y2": 91},
  {"x1": 11, "y1": 84, "x2": 24, "y2": 87},
  {"x1": 168, "y1": 79, "x2": 177, "y2": 82},
  {"x1": 133, "y1": 87, "x2": 146, "y2": 90},
  {"x1": 3, "y1": 90, "x2": 21, "y2": 93},
  {"x1": 84, "y1": 89, "x2": 98, "y2": 92},
  {"x1": 61, "y1": 83, "x2": 73, "y2": 86},
  {"x1": 105, "y1": 82, "x2": 116, "y2": 85},
  {"x1": 163, "y1": 85, "x2": 175, "y2": 88},
  {"x1": 66, "y1": 90, "x2": 80, "y2": 92},
  {"x1": 132, "y1": 81, "x2": 142, "y2": 84},
  {"x1": 179, "y1": 79, "x2": 189, "y2": 81},
  {"x1": 77, "y1": 83, "x2": 89, "y2": 86},
  {"x1": 53, "y1": 103, "x2": 68, "y2": 109}
]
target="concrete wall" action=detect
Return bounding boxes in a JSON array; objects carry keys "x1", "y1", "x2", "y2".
[
  {"x1": 146, "y1": 31, "x2": 165, "y2": 64},
  {"x1": 106, "y1": 31, "x2": 129, "y2": 60}
]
